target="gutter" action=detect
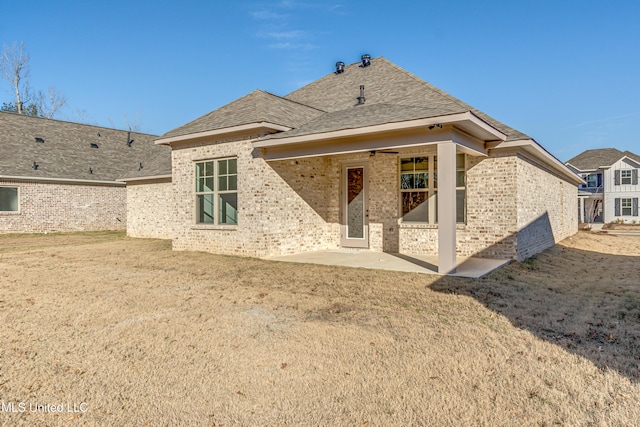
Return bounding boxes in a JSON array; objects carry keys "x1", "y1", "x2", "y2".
[
  {"x1": 0, "y1": 175, "x2": 125, "y2": 186},
  {"x1": 117, "y1": 174, "x2": 172, "y2": 183}
]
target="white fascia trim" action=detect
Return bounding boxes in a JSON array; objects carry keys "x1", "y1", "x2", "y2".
[
  {"x1": 155, "y1": 122, "x2": 292, "y2": 145},
  {"x1": 491, "y1": 139, "x2": 585, "y2": 185},
  {"x1": 116, "y1": 174, "x2": 172, "y2": 183},
  {"x1": 564, "y1": 162, "x2": 592, "y2": 173},
  {"x1": 619, "y1": 155, "x2": 640, "y2": 168},
  {"x1": 253, "y1": 111, "x2": 507, "y2": 148},
  {"x1": 0, "y1": 175, "x2": 125, "y2": 186}
]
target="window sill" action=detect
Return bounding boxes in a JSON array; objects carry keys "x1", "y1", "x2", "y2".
[
  {"x1": 399, "y1": 222, "x2": 467, "y2": 229},
  {"x1": 0, "y1": 211, "x2": 20, "y2": 215},
  {"x1": 191, "y1": 224, "x2": 238, "y2": 231}
]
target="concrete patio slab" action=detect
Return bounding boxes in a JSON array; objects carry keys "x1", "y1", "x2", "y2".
[{"x1": 266, "y1": 250, "x2": 511, "y2": 278}]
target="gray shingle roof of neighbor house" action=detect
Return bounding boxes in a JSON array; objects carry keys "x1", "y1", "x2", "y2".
[
  {"x1": 566, "y1": 148, "x2": 640, "y2": 171},
  {"x1": 161, "y1": 57, "x2": 531, "y2": 143},
  {"x1": 0, "y1": 112, "x2": 171, "y2": 182},
  {"x1": 162, "y1": 90, "x2": 325, "y2": 139}
]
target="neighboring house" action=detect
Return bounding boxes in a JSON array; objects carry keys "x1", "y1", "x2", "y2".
[
  {"x1": 566, "y1": 148, "x2": 640, "y2": 224},
  {"x1": 0, "y1": 112, "x2": 170, "y2": 233},
  {"x1": 124, "y1": 56, "x2": 583, "y2": 273}
]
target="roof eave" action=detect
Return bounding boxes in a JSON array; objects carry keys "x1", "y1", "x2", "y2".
[
  {"x1": 116, "y1": 174, "x2": 172, "y2": 183},
  {"x1": 490, "y1": 139, "x2": 585, "y2": 185},
  {"x1": 156, "y1": 122, "x2": 292, "y2": 146},
  {"x1": 0, "y1": 175, "x2": 125, "y2": 186},
  {"x1": 253, "y1": 111, "x2": 507, "y2": 149},
  {"x1": 620, "y1": 155, "x2": 640, "y2": 168}
]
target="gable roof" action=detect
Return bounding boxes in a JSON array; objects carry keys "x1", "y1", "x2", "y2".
[
  {"x1": 162, "y1": 90, "x2": 325, "y2": 139},
  {"x1": 0, "y1": 112, "x2": 170, "y2": 183},
  {"x1": 566, "y1": 148, "x2": 640, "y2": 171}
]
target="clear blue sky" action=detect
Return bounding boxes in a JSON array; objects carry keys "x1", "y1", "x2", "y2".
[{"x1": 2, "y1": 0, "x2": 639, "y2": 161}]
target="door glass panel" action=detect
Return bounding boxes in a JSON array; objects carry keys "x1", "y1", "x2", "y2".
[{"x1": 347, "y1": 167, "x2": 364, "y2": 239}]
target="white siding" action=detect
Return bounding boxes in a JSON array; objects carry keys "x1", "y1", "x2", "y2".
[{"x1": 603, "y1": 158, "x2": 640, "y2": 223}]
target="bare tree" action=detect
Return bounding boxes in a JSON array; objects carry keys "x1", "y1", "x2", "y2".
[
  {"x1": 123, "y1": 111, "x2": 142, "y2": 133},
  {"x1": 108, "y1": 111, "x2": 143, "y2": 132},
  {"x1": 0, "y1": 42, "x2": 31, "y2": 114},
  {"x1": 36, "y1": 87, "x2": 67, "y2": 119}
]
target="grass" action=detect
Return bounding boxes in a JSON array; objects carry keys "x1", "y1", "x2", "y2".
[{"x1": 0, "y1": 231, "x2": 638, "y2": 426}]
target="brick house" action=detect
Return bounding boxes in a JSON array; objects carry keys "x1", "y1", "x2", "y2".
[
  {"x1": 0, "y1": 112, "x2": 169, "y2": 233},
  {"x1": 125, "y1": 56, "x2": 583, "y2": 273},
  {"x1": 565, "y1": 148, "x2": 640, "y2": 224}
]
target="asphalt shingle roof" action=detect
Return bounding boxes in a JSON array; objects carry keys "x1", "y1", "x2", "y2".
[
  {"x1": 265, "y1": 104, "x2": 462, "y2": 139},
  {"x1": 0, "y1": 112, "x2": 170, "y2": 182},
  {"x1": 281, "y1": 57, "x2": 529, "y2": 141},
  {"x1": 566, "y1": 148, "x2": 640, "y2": 171},
  {"x1": 162, "y1": 90, "x2": 325, "y2": 139},
  {"x1": 162, "y1": 57, "x2": 531, "y2": 143}
]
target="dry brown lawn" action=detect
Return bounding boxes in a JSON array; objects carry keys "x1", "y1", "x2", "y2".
[{"x1": 0, "y1": 231, "x2": 639, "y2": 426}]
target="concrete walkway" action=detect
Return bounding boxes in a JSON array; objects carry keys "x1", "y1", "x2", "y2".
[{"x1": 267, "y1": 249, "x2": 511, "y2": 278}]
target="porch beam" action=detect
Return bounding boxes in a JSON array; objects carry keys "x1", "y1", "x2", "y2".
[
  {"x1": 258, "y1": 128, "x2": 452, "y2": 161},
  {"x1": 437, "y1": 141, "x2": 457, "y2": 274},
  {"x1": 452, "y1": 127, "x2": 488, "y2": 157}
]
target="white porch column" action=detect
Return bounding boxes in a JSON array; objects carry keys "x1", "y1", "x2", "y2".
[
  {"x1": 437, "y1": 142, "x2": 457, "y2": 274},
  {"x1": 579, "y1": 197, "x2": 585, "y2": 223}
]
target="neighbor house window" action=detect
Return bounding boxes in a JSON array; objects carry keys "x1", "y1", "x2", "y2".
[
  {"x1": 621, "y1": 170, "x2": 632, "y2": 185},
  {"x1": 586, "y1": 173, "x2": 600, "y2": 188},
  {"x1": 621, "y1": 198, "x2": 632, "y2": 216},
  {"x1": 0, "y1": 187, "x2": 18, "y2": 212},
  {"x1": 400, "y1": 154, "x2": 465, "y2": 224},
  {"x1": 195, "y1": 158, "x2": 237, "y2": 225}
]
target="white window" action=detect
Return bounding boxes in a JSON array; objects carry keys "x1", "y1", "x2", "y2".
[
  {"x1": 621, "y1": 198, "x2": 632, "y2": 216},
  {"x1": 400, "y1": 154, "x2": 465, "y2": 224},
  {"x1": 621, "y1": 170, "x2": 632, "y2": 185},
  {"x1": 0, "y1": 187, "x2": 18, "y2": 212},
  {"x1": 195, "y1": 158, "x2": 237, "y2": 225}
]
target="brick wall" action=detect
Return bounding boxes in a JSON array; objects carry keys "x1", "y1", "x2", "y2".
[
  {"x1": 163, "y1": 139, "x2": 577, "y2": 261},
  {"x1": 515, "y1": 154, "x2": 578, "y2": 260},
  {"x1": 126, "y1": 179, "x2": 173, "y2": 239},
  {"x1": 0, "y1": 179, "x2": 126, "y2": 233},
  {"x1": 398, "y1": 150, "x2": 519, "y2": 258},
  {"x1": 170, "y1": 138, "x2": 338, "y2": 257}
]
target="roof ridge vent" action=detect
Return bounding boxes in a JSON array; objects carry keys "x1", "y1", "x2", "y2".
[
  {"x1": 335, "y1": 61, "x2": 345, "y2": 74},
  {"x1": 360, "y1": 54, "x2": 371, "y2": 67}
]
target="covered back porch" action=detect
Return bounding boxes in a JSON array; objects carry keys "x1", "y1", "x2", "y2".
[{"x1": 254, "y1": 112, "x2": 507, "y2": 274}]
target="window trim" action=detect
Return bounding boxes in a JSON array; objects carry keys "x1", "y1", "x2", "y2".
[
  {"x1": 621, "y1": 170, "x2": 632, "y2": 185},
  {"x1": 194, "y1": 157, "x2": 238, "y2": 227},
  {"x1": 621, "y1": 198, "x2": 632, "y2": 216},
  {"x1": 0, "y1": 186, "x2": 20, "y2": 214}
]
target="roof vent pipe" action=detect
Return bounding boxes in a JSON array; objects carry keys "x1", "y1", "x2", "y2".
[
  {"x1": 361, "y1": 54, "x2": 371, "y2": 67},
  {"x1": 357, "y1": 85, "x2": 366, "y2": 105},
  {"x1": 335, "y1": 61, "x2": 345, "y2": 74}
]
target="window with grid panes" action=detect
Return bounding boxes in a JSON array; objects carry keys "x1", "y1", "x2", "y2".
[{"x1": 195, "y1": 158, "x2": 237, "y2": 225}]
